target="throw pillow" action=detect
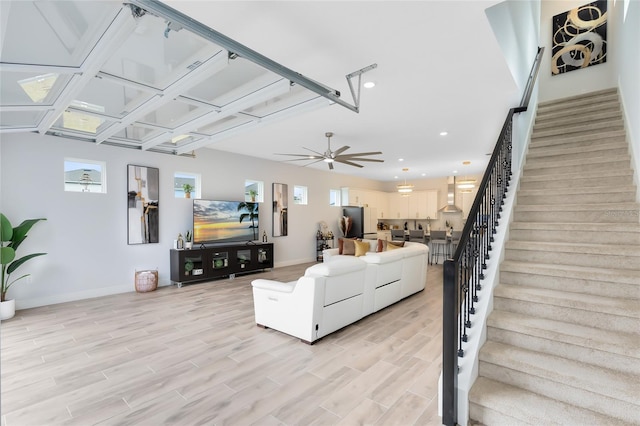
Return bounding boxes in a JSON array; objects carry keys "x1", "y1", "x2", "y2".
[
  {"x1": 339, "y1": 238, "x2": 357, "y2": 255},
  {"x1": 388, "y1": 240, "x2": 405, "y2": 248},
  {"x1": 354, "y1": 240, "x2": 370, "y2": 257},
  {"x1": 386, "y1": 242, "x2": 402, "y2": 251},
  {"x1": 377, "y1": 239, "x2": 385, "y2": 252}
]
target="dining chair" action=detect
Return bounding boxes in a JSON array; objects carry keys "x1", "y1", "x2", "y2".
[
  {"x1": 409, "y1": 230, "x2": 426, "y2": 244},
  {"x1": 429, "y1": 230, "x2": 449, "y2": 264},
  {"x1": 391, "y1": 229, "x2": 406, "y2": 241}
]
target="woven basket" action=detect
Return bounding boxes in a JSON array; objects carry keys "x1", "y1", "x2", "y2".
[{"x1": 135, "y1": 270, "x2": 158, "y2": 293}]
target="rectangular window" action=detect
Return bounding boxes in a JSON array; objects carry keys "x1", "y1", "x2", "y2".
[
  {"x1": 293, "y1": 185, "x2": 308, "y2": 205},
  {"x1": 245, "y1": 180, "x2": 264, "y2": 203},
  {"x1": 329, "y1": 189, "x2": 341, "y2": 206},
  {"x1": 175, "y1": 172, "x2": 201, "y2": 199},
  {"x1": 64, "y1": 158, "x2": 106, "y2": 193}
]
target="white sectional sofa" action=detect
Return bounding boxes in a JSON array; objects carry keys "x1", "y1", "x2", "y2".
[{"x1": 251, "y1": 239, "x2": 429, "y2": 343}]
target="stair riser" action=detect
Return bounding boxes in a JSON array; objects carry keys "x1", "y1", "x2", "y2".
[
  {"x1": 526, "y1": 147, "x2": 629, "y2": 163},
  {"x1": 513, "y1": 210, "x2": 639, "y2": 224},
  {"x1": 534, "y1": 113, "x2": 623, "y2": 132},
  {"x1": 468, "y1": 403, "x2": 529, "y2": 426},
  {"x1": 519, "y1": 174, "x2": 633, "y2": 190},
  {"x1": 531, "y1": 130, "x2": 626, "y2": 146},
  {"x1": 532, "y1": 122, "x2": 624, "y2": 139},
  {"x1": 528, "y1": 137, "x2": 628, "y2": 154},
  {"x1": 499, "y1": 271, "x2": 640, "y2": 299},
  {"x1": 486, "y1": 327, "x2": 640, "y2": 376},
  {"x1": 523, "y1": 159, "x2": 631, "y2": 176},
  {"x1": 508, "y1": 228, "x2": 639, "y2": 245},
  {"x1": 493, "y1": 297, "x2": 640, "y2": 334},
  {"x1": 504, "y1": 249, "x2": 640, "y2": 271},
  {"x1": 536, "y1": 103, "x2": 620, "y2": 118},
  {"x1": 478, "y1": 362, "x2": 640, "y2": 424},
  {"x1": 538, "y1": 93, "x2": 619, "y2": 113},
  {"x1": 517, "y1": 191, "x2": 637, "y2": 205}
]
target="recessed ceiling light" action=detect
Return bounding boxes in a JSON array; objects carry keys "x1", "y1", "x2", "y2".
[
  {"x1": 364, "y1": 81, "x2": 376, "y2": 89},
  {"x1": 452, "y1": 170, "x2": 458, "y2": 174},
  {"x1": 421, "y1": 173, "x2": 426, "y2": 177},
  {"x1": 440, "y1": 131, "x2": 448, "y2": 136},
  {"x1": 398, "y1": 158, "x2": 404, "y2": 162},
  {"x1": 463, "y1": 161, "x2": 471, "y2": 165},
  {"x1": 394, "y1": 175, "x2": 399, "y2": 179}
]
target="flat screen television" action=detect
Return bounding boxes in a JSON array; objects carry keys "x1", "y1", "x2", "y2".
[{"x1": 193, "y1": 199, "x2": 259, "y2": 244}]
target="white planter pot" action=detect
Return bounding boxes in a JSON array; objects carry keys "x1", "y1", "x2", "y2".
[
  {"x1": 0, "y1": 299, "x2": 16, "y2": 320},
  {"x1": 185, "y1": 242, "x2": 193, "y2": 250}
]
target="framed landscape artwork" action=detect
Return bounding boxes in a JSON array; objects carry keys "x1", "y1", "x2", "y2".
[{"x1": 551, "y1": 0, "x2": 607, "y2": 75}]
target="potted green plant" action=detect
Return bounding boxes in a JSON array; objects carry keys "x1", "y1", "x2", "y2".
[
  {"x1": 248, "y1": 189, "x2": 258, "y2": 202},
  {"x1": 185, "y1": 230, "x2": 193, "y2": 249},
  {"x1": 0, "y1": 213, "x2": 47, "y2": 320},
  {"x1": 184, "y1": 260, "x2": 194, "y2": 276},
  {"x1": 182, "y1": 183, "x2": 194, "y2": 199}
]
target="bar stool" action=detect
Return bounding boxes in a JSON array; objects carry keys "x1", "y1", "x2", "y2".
[{"x1": 429, "y1": 230, "x2": 448, "y2": 264}]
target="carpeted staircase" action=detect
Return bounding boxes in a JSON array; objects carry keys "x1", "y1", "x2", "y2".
[{"x1": 468, "y1": 88, "x2": 640, "y2": 425}]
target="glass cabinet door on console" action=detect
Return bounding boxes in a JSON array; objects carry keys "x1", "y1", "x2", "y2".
[{"x1": 211, "y1": 251, "x2": 229, "y2": 271}]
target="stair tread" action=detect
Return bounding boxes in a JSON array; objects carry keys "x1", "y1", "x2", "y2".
[
  {"x1": 500, "y1": 260, "x2": 640, "y2": 285},
  {"x1": 494, "y1": 285, "x2": 640, "y2": 319},
  {"x1": 479, "y1": 341, "x2": 640, "y2": 404},
  {"x1": 537, "y1": 88, "x2": 618, "y2": 107},
  {"x1": 517, "y1": 186, "x2": 637, "y2": 196},
  {"x1": 520, "y1": 168, "x2": 632, "y2": 182},
  {"x1": 509, "y1": 222, "x2": 640, "y2": 232},
  {"x1": 487, "y1": 310, "x2": 640, "y2": 358},
  {"x1": 524, "y1": 154, "x2": 630, "y2": 168},
  {"x1": 470, "y1": 376, "x2": 633, "y2": 426},
  {"x1": 514, "y1": 202, "x2": 639, "y2": 211}
]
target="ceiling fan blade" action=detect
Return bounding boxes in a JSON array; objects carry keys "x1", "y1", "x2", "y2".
[
  {"x1": 334, "y1": 159, "x2": 364, "y2": 168},
  {"x1": 281, "y1": 157, "x2": 323, "y2": 162},
  {"x1": 276, "y1": 153, "x2": 322, "y2": 159},
  {"x1": 302, "y1": 147, "x2": 326, "y2": 157},
  {"x1": 337, "y1": 157, "x2": 385, "y2": 163},
  {"x1": 333, "y1": 145, "x2": 350, "y2": 156},
  {"x1": 337, "y1": 151, "x2": 383, "y2": 157}
]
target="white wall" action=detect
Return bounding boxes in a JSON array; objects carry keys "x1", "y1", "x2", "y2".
[
  {"x1": 614, "y1": 0, "x2": 640, "y2": 201},
  {"x1": 0, "y1": 132, "x2": 383, "y2": 309}
]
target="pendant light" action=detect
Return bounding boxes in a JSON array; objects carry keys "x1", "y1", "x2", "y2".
[{"x1": 397, "y1": 168, "x2": 414, "y2": 193}]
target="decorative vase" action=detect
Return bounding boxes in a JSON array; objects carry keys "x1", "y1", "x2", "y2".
[{"x1": 0, "y1": 299, "x2": 16, "y2": 320}]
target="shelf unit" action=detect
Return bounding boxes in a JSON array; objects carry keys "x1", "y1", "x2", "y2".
[
  {"x1": 170, "y1": 242, "x2": 273, "y2": 287},
  {"x1": 316, "y1": 235, "x2": 334, "y2": 262}
]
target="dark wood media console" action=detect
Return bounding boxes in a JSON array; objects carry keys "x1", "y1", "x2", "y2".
[{"x1": 170, "y1": 242, "x2": 274, "y2": 287}]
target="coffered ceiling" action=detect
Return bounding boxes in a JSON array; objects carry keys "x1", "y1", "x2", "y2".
[{"x1": 0, "y1": 0, "x2": 518, "y2": 181}]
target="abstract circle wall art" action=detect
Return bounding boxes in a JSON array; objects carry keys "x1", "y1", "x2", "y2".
[{"x1": 551, "y1": 0, "x2": 607, "y2": 75}]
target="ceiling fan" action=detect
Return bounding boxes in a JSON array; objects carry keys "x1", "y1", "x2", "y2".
[{"x1": 277, "y1": 132, "x2": 384, "y2": 170}]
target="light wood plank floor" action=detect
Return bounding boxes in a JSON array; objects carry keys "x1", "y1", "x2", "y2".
[{"x1": 1, "y1": 262, "x2": 444, "y2": 426}]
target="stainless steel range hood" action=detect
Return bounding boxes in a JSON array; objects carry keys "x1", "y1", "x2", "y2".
[{"x1": 439, "y1": 176, "x2": 463, "y2": 213}]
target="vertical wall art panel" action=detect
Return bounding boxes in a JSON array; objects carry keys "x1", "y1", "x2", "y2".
[
  {"x1": 552, "y1": 0, "x2": 607, "y2": 75},
  {"x1": 272, "y1": 183, "x2": 288, "y2": 237},
  {"x1": 127, "y1": 165, "x2": 159, "y2": 244}
]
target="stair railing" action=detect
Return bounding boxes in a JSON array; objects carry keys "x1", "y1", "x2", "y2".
[{"x1": 442, "y1": 46, "x2": 544, "y2": 426}]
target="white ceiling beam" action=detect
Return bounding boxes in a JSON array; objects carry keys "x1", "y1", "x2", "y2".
[
  {"x1": 129, "y1": 0, "x2": 359, "y2": 113},
  {"x1": 139, "y1": 77, "x2": 290, "y2": 151},
  {"x1": 36, "y1": 6, "x2": 138, "y2": 135},
  {"x1": 95, "y1": 50, "x2": 229, "y2": 144},
  {"x1": 174, "y1": 95, "x2": 330, "y2": 155}
]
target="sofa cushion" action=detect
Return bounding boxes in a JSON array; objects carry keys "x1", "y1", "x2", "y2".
[{"x1": 354, "y1": 240, "x2": 370, "y2": 257}]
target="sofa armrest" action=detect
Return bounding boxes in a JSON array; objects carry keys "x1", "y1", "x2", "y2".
[
  {"x1": 251, "y1": 279, "x2": 296, "y2": 293},
  {"x1": 323, "y1": 247, "x2": 340, "y2": 261}
]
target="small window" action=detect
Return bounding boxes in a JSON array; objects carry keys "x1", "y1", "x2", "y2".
[
  {"x1": 329, "y1": 189, "x2": 341, "y2": 206},
  {"x1": 64, "y1": 158, "x2": 106, "y2": 193},
  {"x1": 293, "y1": 185, "x2": 308, "y2": 205},
  {"x1": 175, "y1": 172, "x2": 200, "y2": 198},
  {"x1": 245, "y1": 180, "x2": 264, "y2": 203}
]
